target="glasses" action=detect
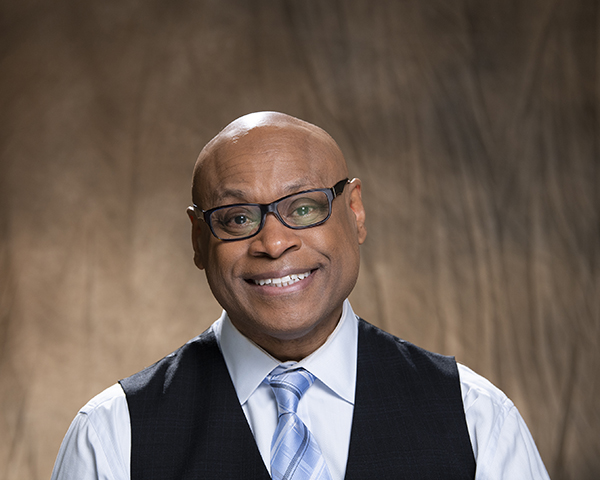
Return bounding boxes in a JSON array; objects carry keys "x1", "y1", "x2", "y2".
[{"x1": 193, "y1": 178, "x2": 349, "y2": 241}]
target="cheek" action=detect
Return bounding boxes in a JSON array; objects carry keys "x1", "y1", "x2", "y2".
[
  {"x1": 311, "y1": 220, "x2": 359, "y2": 282},
  {"x1": 330, "y1": 210, "x2": 360, "y2": 253},
  {"x1": 204, "y1": 251, "x2": 242, "y2": 312},
  {"x1": 203, "y1": 242, "x2": 249, "y2": 291},
  {"x1": 202, "y1": 245, "x2": 227, "y2": 291},
  {"x1": 329, "y1": 215, "x2": 361, "y2": 277}
]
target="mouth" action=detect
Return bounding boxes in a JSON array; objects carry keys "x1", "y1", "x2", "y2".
[{"x1": 249, "y1": 270, "x2": 313, "y2": 287}]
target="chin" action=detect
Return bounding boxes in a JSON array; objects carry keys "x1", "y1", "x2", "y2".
[{"x1": 267, "y1": 309, "x2": 336, "y2": 338}]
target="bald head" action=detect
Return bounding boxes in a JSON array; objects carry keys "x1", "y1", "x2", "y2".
[{"x1": 191, "y1": 112, "x2": 347, "y2": 207}]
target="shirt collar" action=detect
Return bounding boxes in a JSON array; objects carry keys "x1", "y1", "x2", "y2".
[{"x1": 214, "y1": 299, "x2": 358, "y2": 407}]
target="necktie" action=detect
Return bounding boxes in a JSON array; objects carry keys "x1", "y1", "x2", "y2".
[{"x1": 267, "y1": 366, "x2": 333, "y2": 480}]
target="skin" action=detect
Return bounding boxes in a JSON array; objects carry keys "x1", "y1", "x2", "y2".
[{"x1": 187, "y1": 112, "x2": 367, "y2": 361}]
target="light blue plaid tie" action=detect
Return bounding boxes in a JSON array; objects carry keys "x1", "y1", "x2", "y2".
[{"x1": 267, "y1": 366, "x2": 333, "y2": 480}]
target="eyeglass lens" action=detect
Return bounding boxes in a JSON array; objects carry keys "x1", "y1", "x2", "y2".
[{"x1": 210, "y1": 190, "x2": 331, "y2": 239}]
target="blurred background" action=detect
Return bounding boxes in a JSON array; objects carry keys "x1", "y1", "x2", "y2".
[{"x1": 1, "y1": 0, "x2": 598, "y2": 478}]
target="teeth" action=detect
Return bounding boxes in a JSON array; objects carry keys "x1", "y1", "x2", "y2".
[{"x1": 254, "y1": 271, "x2": 311, "y2": 287}]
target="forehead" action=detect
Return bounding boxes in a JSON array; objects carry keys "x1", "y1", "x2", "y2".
[{"x1": 197, "y1": 126, "x2": 346, "y2": 207}]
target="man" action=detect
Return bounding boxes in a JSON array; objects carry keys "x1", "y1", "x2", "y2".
[{"x1": 52, "y1": 112, "x2": 550, "y2": 479}]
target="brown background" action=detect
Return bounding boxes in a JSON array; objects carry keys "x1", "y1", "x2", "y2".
[{"x1": 1, "y1": 0, "x2": 598, "y2": 479}]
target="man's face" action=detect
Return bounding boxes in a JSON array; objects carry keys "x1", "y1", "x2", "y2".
[{"x1": 189, "y1": 121, "x2": 366, "y2": 360}]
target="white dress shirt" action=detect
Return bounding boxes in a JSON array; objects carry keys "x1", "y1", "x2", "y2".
[{"x1": 51, "y1": 300, "x2": 550, "y2": 480}]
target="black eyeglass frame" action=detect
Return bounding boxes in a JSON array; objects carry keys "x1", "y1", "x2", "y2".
[{"x1": 193, "y1": 178, "x2": 350, "y2": 241}]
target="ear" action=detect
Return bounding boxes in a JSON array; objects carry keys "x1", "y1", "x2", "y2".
[
  {"x1": 187, "y1": 206, "x2": 206, "y2": 270},
  {"x1": 347, "y1": 178, "x2": 367, "y2": 244}
]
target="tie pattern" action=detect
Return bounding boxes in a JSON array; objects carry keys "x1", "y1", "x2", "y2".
[{"x1": 267, "y1": 366, "x2": 333, "y2": 480}]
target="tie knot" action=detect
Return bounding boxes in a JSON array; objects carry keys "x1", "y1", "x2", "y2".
[{"x1": 267, "y1": 367, "x2": 315, "y2": 414}]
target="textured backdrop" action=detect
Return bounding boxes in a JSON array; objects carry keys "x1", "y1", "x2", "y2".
[{"x1": 1, "y1": 0, "x2": 598, "y2": 479}]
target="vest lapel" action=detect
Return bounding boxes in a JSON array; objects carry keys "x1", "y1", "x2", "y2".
[
  {"x1": 343, "y1": 319, "x2": 475, "y2": 480},
  {"x1": 122, "y1": 329, "x2": 271, "y2": 480}
]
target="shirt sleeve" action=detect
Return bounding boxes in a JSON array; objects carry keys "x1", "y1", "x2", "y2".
[
  {"x1": 458, "y1": 364, "x2": 551, "y2": 480},
  {"x1": 51, "y1": 383, "x2": 131, "y2": 480}
]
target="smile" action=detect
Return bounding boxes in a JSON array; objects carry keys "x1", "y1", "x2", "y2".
[{"x1": 252, "y1": 271, "x2": 312, "y2": 287}]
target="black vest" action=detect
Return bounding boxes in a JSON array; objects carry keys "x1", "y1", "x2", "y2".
[{"x1": 120, "y1": 319, "x2": 475, "y2": 479}]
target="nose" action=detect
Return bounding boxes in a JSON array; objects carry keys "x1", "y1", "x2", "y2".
[{"x1": 247, "y1": 213, "x2": 301, "y2": 258}]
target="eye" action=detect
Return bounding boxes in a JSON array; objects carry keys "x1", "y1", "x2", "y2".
[
  {"x1": 232, "y1": 214, "x2": 249, "y2": 225},
  {"x1": 222, "y1": 210, "x2": 258, "y2": 228},
  {"x1": 294, "y1": 205, "x2": 314, "y2": 217},
  {"x1": 212, "y1": 206, "x2": 261, "y2": 236},
  {"x1": 282, "y1": 195, "x2": 329, "y2": 226},
  {"x1": 286, "y1": 200, "x2": 319, "y2": 220}
]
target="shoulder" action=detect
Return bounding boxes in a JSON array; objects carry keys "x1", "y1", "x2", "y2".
[
  {"x1": 457, "y1": 363, "x2": 515, "y2": 414},
  {"x1": 456, "y1": 364, "x2": 550, "y2": 479},
  {"x1": 456, "y1": 363, "x2": 516, "y2": 457},
  {"x1": 76, "y1": 383, "x2": 130, "y2": 452},
  {"x1": 79, "y1": 382, "x2": 128, "y2": 416},
  {"x1": 51, "y1": 384, "x2": 130, "y2": 480},
  {"x1": 67, "y1": 383, "x2": 130, "y2": 443}
]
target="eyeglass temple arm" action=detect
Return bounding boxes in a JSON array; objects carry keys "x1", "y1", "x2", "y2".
[{"x1": 333, "y1": 178, "x2": 351, "y2": 197}]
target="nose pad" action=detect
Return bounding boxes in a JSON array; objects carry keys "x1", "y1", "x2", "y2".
[{"x1": 248, "y1": 212, "x2": 301, "y2": 258}]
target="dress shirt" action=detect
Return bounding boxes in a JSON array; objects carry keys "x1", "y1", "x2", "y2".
[{"x1": 51, "y1": 300, "x2": 550, "y2": 480}]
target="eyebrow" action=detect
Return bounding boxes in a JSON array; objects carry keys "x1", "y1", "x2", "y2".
[
  {"x1": 211, "y1": 188, "x2": 248, "y2": 205},
  {"x1": 210, "y1": 181, "x2": 315, "y2": 208}
]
